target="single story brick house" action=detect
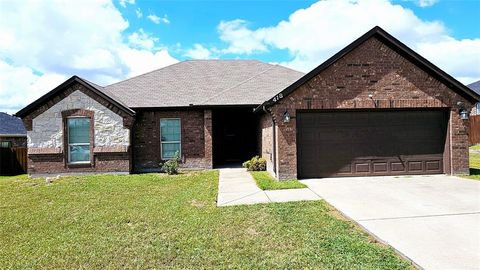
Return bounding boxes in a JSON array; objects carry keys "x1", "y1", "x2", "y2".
[
  {"x1": 0, "y1": 112, "x2": 27, "y2": 175},
  {"x1": 16, "y1": 27, "x2": 480, "y2": 179}
]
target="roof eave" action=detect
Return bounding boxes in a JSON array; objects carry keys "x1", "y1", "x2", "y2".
[
  {"x1": 130, "y1": 104, "x2": 260, "y2": 110},
  {"x1": 0, "y1": 134, "x2": 27, "y2": 137}
]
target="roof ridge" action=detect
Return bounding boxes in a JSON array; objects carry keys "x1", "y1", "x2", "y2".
[
  {"x1": 199, "y1": 65, "x2": 277, "y2": 105},
  {"x1": 184, "y1": 59, "x2": 262, "y2": 62},
  {"x1": 106, "y1": 60, "x2": 269, "y2": 89},
  {"x1": 105, "y1": 61, "x2": 185, "y2": 88},
  {"x1": 269, "y1": 63, "x2": 305, "y2": 75}
]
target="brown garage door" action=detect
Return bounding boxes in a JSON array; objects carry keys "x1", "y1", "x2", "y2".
[{"x1": 297, "y1": 110, "x2": 448, "y2": 178}]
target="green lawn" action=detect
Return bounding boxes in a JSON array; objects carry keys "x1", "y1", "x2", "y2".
[
  {"x1": 467, "y1": 145, "x2": 480, "y2": 180},
  {"x1": 0, "y1": 171, "x2": 412, "y2": 269},
  {"x1": 250, "y1": 171, "x2": 307, "y2": 190}
]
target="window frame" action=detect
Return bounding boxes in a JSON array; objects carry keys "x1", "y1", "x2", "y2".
[
  {"x1": 67, "y1": 116, "x2": 91, "y2": 164},
  {"x1": 0, "y1": 141, "x2": 12, "y2": 148},
  {"x1": 476, "y1": 102, "x2": 480, "y2": 113},
  {"x1": 160, "y1": 118, "x2": 181, "y2": 160}
]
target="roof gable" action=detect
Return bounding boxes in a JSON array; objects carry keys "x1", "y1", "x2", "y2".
[
  {"x1": 256, "y1": 26, "x2": 480, "y2": 112},
  {"x1": 16, "y1": 76, "x2": 135, "y2": 118}
]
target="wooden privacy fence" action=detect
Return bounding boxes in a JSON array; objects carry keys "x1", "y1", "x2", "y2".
[
  {"x1": 0, "y1": 147, "x2": 27, "y2": 176},
  {"x1": 470, "y1": 115, "x2": 480, "y2": 146}
]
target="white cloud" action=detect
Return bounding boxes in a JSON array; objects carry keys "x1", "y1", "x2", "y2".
[
  {"x1": 218, "y1": 19, "x2": 267, "y2": 54},
  {"x1": 119, "y1": 0, "x2": 135, "y2": 8},
  {"x1": 185, "y1": 44, "x2": 213, "y2": 59},
  {"x1": 0, "y1": 0, "x2": 178, "y2": 113},
  {"x1": 216, "y1": 0, "x2": 480, "y2": 84},
  {"x1": 147, "y1": 14, "x2": 170, "y2": 24},
  {"x1": 118, "y1": 48, "x2": 178, "y2": 77},
  {"x1": 135, "y1": 8, "x2": 142, "y2": 18},
  {"x1": 417, "y1": 38, "x2": 480, "y2": 83},
  {"x1": 128, "y1": 29, "x2": 158, "y2": 50},
  {"x1": 416, "y1": 0, "x2": 438, "y2": 7},
  {"x1": 0, "y1": 60, "x2": 67, "y2": 114}
]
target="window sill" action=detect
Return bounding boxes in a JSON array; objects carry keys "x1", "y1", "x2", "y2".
[{"x1": 67, "y1": 162, "x2": 92, "y2": 168}]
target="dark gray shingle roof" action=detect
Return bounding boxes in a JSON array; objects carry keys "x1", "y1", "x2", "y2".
[
  {"x1": 102, "y1": 60, "x2": 304, "y2": 108},
  {"x1": 468, "y1": 80, "x2": 480, "y2": 95},
  {"x1": 0, "y1": 112, "x2": 27, "y2": 135}
]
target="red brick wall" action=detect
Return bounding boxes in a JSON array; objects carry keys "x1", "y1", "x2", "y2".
[
  {"x1": 259, "y1": 113, "x2": 275, "y2": 174},
  {"x1": 268, "y1": 36, "x2": 474, "y2": 179},
  {"x1": 132, "y1": 109, "x2": 212, "y2": 172},
  {"x1": 27, "y1": 152, "x2": 130, "y2": 175}
]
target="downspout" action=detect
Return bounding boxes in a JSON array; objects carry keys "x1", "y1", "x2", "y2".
[
  {"x1": 129, "y1": 118, "x2": 135, "y2": 174},
  {"x1": 263, "y1": 105, "x2": 277, "y2": 176}
]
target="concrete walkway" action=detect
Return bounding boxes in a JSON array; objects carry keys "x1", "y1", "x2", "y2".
[{"x1": 217, "y1": 168, "x2": 321, "y2": 207}]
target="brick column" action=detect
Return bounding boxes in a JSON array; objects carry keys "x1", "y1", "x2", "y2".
[
  {"x1": 450, "y1": 109, "x2": 470, "y2": 175},
  {"x1": 273, "y1": 107, "x2": 298, "y2": 180},
  {"x1": 204, "y1": 109, "x2": 213, "y2": 169}
]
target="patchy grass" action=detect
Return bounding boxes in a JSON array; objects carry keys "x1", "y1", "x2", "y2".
[
  {"x1": 466, "y1": 145, "x2": 480, "y2": 180},
  {"x1": 0, "y1": 171, "x2": 411, "y2": 269},
  {"x1": 250, "y1": 171, "x2": 307, "y2": 190}
]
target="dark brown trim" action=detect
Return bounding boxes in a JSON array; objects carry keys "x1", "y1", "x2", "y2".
[
  {"x1": 254, "y1": 26, "x2": 480, "y2": 113},
  {"x1": 62, "y1": 109, "x2": 95, "y2": 168},
  {"x1": 15, "y1": 76, "x2": 135, "y2": 118},
  {"x1": 296, "y1": 107, "x2": 450, "y2": 113},
  {"x1": 130, "y1": 104, "x2": 259, "y2": 111}
]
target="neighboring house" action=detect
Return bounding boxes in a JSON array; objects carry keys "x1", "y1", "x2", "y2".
[
  {"x1": 16, "y1": 26, "x2": 480, "y2": 179},
  {"x1": 0, "y1": 112, "x2": 27, "y2": 175},
  {"x1": 467, "y1": 80, "x2": 480, "y2": 115},
  {"x1": 0, "y1": 112, "x2": 27, "y2": 148}
]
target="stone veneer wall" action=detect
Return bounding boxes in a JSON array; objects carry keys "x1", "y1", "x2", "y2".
[
  {"x1": 26, "y1": 89, "x2": 132, "y2": 175},
  {"x1": 132, "y1": 109, "x2": 212, "y2": 172},
  {"x1": 268, "y1": 36, "x2": 474, "y2": 179},
  {"x1": 28, "y1": 90, "x2": 129, "y2": 149}
]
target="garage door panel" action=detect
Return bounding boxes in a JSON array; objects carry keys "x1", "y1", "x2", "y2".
[
  {"x1": 297, "y1": 110, "x2": 448, "y2": 178},
  {"x1": 373, "y1": 162, "x2": 388, "y2": 173},
  {"x1": 426, "y1": 160, "x2": 441, "y2": 171}
]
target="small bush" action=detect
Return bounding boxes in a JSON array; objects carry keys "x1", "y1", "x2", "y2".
[
  {"x1": 242, "y1": 156, "x2": 266, "y2": 171},
  {"x1": 161, "y1": 152, "x2": 180, "y2": 175}
]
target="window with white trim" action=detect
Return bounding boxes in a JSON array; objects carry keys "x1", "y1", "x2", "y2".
[
  {"x1": 476, "y1": 102, "x2": 480, "y2": 113},
  {"x1": 67, "y1": 117, "x2": 91, "y2": 163},
  {"x1": 160, "y1": 118, "x2": 181, "y2": 160}
]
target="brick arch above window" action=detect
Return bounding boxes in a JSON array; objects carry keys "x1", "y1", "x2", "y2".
[{"x1": 61, "y1": 109, "x2": 94, "y2": 118}]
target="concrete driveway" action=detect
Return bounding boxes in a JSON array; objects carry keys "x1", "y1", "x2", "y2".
[{"x1": 301, "y1": 175, "x2": 480, "y2": 270}]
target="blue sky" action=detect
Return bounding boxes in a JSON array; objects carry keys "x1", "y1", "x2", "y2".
[
  {"x1": 1, "y1": 0, "x2": 479, "y2": 113},
  {"x1": 121, "y1": 0, "x2": 479, "y2": 62}
]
